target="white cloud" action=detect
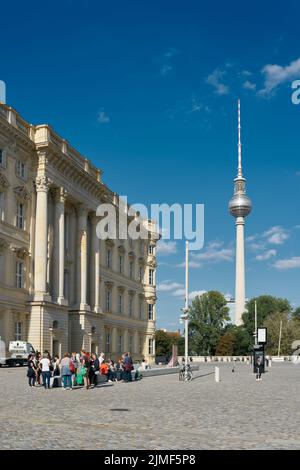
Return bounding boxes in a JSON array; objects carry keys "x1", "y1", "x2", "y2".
[
  {"x1": 160, "y1": 48, "x2": 179, "y2": 77},
  {"x1": 259, "y1": 58, "x2": 300, "y2": 96},
  {"x1": 191, "y1": 241, "x2": 234, "y2": 263},
  {"x1": 256, "y1": 249, "x2": 277, "y2": 261},
  {"x1": 263, "y1": 226, "x2": 290, "y2": 245},
  {"x1": 189, "y1": 290, "x2": 207, "y2": 300},
  {"x1": 97, "y1": 109, "x2": 110, "y2": 124},
  {"x1": 206, "y1": 69, "x2": 229, "y2": 95},
  {"x1": 273, "y1": 257, "x2": 300, "y2": 270},
  {"x1": 176, "y1": 260, "x2": 202, "y2": 269},
  {"x1": 243, "y1": 80, "x2": 256, "y2": 91},
  {"x1": 157, "y1": 281, "x2": 183, "y2": 292},
  {"x1": 172, "y1": 289, "x2": 207, "y2": 300},
  {"x1": 156, "y1": 240, "x2": 177, "y2": 256},
  {"x1": 160, "y1": 64, "x2": 172, "y2": 76}
]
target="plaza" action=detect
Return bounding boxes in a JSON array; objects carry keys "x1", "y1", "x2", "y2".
[{"x1": 0, "y1": 362, "x2": 299, "y2": 450}]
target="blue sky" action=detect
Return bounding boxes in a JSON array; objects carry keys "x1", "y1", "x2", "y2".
[{"x1": 1, "y1": 0, "x2": 300, "y2": 330}]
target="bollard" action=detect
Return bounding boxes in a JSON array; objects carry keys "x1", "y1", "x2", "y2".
[{"x1": 215, "y1": 366, "x2": 220, "y2": 383}]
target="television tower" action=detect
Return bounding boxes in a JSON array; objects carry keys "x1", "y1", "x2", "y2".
[{"x1": 229, "y1": 100, "x2": 252, "y2": 326}]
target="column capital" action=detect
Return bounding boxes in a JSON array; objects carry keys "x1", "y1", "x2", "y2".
[
  {"x1": 35, "y1": 176, "x2": 51, "y2": 193},
  {"x1": 78, "y1": 205, "x2": 88, "y2": 216},
  {"x1": 54, "y1": 187, "x2": 68, "y2": 204}
]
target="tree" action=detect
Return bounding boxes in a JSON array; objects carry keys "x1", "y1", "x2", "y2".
[
  {"x1": 292, "y1": 307, "x2": 300, "y2": 322},
  {"x1": 242, "y1": 296, "x2": 291, "y2": 339},
  {"x1": 155, "y1": 330, "x2": 181, "y2": 357},
  {"x1": 216, "y1": 331, "x2": 234, "y2": 356},
  {"x1": 216, "y1": 325, "x2": 252, "y2": 356},
  {"x1": 232, "y1": 326, "x2": 252, "y2": 355},
  {"x1": 264, "y1": 312, "x2": 300, "y2": 355},
  {"x1": 155, "y1": 330, "x2": 173, "y2": 356},
  {"x1": 188, "y1": 291, "x2": 230, "y2": 356}
]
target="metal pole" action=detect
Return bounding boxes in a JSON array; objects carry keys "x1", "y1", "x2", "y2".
[
  {"x1": 185, "y1": 241, "x2": 189, "y2": 380},
  {"x1": 278, "y1": 320, "x2": 282, "y2": 357},
  {"x1": 254, "y1": 301, "x2": 258, "y2": 346}
]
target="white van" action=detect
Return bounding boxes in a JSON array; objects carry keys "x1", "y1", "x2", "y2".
[{"x1": 0, "y1": 339, "x2": 35, "y2": 367}]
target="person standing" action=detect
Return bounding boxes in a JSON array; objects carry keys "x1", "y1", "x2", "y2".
[
  {"x1": 256, "y1": 356, "x2": 263, "y2": 381},
  {"x1": 52, "y1": 355, "x2": 60, "y2": 388},
  {"x1": 70, "y1": 352, "x2": 79, "y2": 387},
  {"x1": 90, "y1": 353, "x2": 100, "y2": 388},
  {"x1": 60, "y1": 353, "x2": 72, "y2": 390},
  {"x1": 39, "y1": 353, "x2": 51, "y2": 389},
  {"x1": 27, "y1": 354, "x2": 36, "y2": 387}
]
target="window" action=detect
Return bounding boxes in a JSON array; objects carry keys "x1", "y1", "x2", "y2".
[
  {"x1": 148, "y1": 304, "x2": 154, "y2": 321},
  {"x1": 119, "y1": 256, "x2": 123, "y2": 274},
  {"x1": 0, "y1": 192, "x2": 4, "y2": 221},
  {"x1": 149, "y1": 269, "x2": 154, "y2": 286},
  {"x1": 148, "y1": 338, "x2": 154, "y2": 355},
  {"x1": 149, "y1": 245, "x2": 155, "y2": 255},
  {"x1": 106, "y1": 332, "x2": 111, "y2": 353},
  {"x1": 0, "y1": 149, "x2": 4, "y2": 167},
  {"x1": 129, "y1": 262, "x2": 134, "y2": 280},
  {"x1": 106, "y1": 249, "x2": 112, "y2": 269},
  {"x1": 16, "y1": 203, "x2": 25, "y2": 230},
  {"x1": 118, "y1": 294, "x2": 123, "y2": 314},
  {"x1": 129, "y1": 298, "x2": 134, "y2": 317},
  {"x1": 139, "y1": 266, "x2": 143, "y2": 283},
  {"x1": 16, "y1": 160, "x2": 26, "y2": 179},
  {"x1": 106, "y1": 290, "x2": 111, "y2": 311},
  {"x1": 129, "y1": 237, "x2": 134, "y2": 248},
  {"x1": 16, "y1": 261, "x2": 24, "y2": 288},
  {"x1": 14, "y1": 322, "x2": 22, "y2": 341},
  {"x1": 118, "y1": 335, "x2": 123, "y2": 353},
  {"x1": 140, "y1": 240, "x2": 145, "y2": 255}
]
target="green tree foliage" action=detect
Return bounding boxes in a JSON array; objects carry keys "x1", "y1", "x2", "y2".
[
  {"x1": 263, "y1": 311, "x2": 300, "y2": 355},
  {"x1": 216, "y1": 325, "x2": 252, "y2": 356},
  {"x1": 242, "y1": 296, "x2": 291, "y2": 338},
  {"x1": 155, "y1": 330, "x2": 173, "y2": 356},
  {"x1": 188, "y1": 291, "x2": 230, "y2": 356},
  {"x1": 215, "y1": 330, "x2": 234, "y2": 355}
]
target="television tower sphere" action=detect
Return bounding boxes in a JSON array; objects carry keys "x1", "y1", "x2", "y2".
[{"x1": 229, "y1": 189, "x2": 252, "y2": 218}]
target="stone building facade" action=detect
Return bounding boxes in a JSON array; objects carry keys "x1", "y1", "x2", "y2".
[{"x1": 0, "y1": 102, "x2": 158, "y2": 362}]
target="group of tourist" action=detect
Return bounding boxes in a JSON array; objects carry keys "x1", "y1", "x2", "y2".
[{"x1": 27, "y1": 350, "x2": 146, "y2": 390}]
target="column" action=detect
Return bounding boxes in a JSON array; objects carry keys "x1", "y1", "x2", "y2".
[
  {"x1": 112, "y1": 327, "x2": 118, "y2": 357},
  {"x1": 78, "y1": 207, "x2": 90, "y2": 311},
  {"x1": 34, "y1": 176, "x2": 51, "y2": 301},
  {"x1": 235, "y1": 217, "x2": 245, "y2": 326},
  {"x1": 69, "y1": 207, "x2": 77, "y2": 307},
  {"x1": 91, "y1": 215, "x2": 101, "y2": 313},
  {"x1": 55, "y1": 188, "x2": 67, "y2": 305},
  {"x1": 123, "y1": 328, "x2": 129, "y2": 353}
]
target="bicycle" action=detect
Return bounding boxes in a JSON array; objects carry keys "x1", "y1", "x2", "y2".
[{"x1": 179, "y1": 364, "x2": 193, "y2": 381}]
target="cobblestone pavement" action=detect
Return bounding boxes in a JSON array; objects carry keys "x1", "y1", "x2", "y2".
[{"x1": 0, "y1": 362, "x2": 299, "y2": 450}]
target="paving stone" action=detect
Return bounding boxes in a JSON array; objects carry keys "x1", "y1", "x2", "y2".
[{"x1": 0, "y1": 363, "x2": 299, "y2": 449}]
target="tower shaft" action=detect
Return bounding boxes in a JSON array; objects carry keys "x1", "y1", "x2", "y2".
[{"x1": 235, "y1": 217, "x2": 246, "y2": 326}]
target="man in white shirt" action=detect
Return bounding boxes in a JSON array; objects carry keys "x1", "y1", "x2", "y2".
[{"x1": 40, "y1": 354, "x2": 51, "y2": 389}]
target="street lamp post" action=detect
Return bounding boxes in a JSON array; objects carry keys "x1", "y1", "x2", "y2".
[
  {"x1": 254, "y1": 301, "x2": 258, "y2": 346},
  {"x1": 180, "y1": 241, "x2": 190, "y2": 381}
]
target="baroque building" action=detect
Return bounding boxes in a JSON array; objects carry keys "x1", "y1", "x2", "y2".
[{"x1": 0, "y1": 102, "x2": 158, "y2": 362}]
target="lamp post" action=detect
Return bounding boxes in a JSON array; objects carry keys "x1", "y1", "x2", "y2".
[
  {"x1": 254, "y1": 301, "x2": 258, "y2": 346},
  {"x1": 180, "y1": 241, "x2": 190, "y2": 381}
]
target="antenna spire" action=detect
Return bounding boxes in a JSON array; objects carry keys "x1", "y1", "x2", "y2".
[{"x1": 237, "y1": 99, "x2": 243, "y2": 178}]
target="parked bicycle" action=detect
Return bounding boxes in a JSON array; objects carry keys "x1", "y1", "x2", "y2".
[{"x1": 179, "y1": 363, "x2": 193, "y2": 381}]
